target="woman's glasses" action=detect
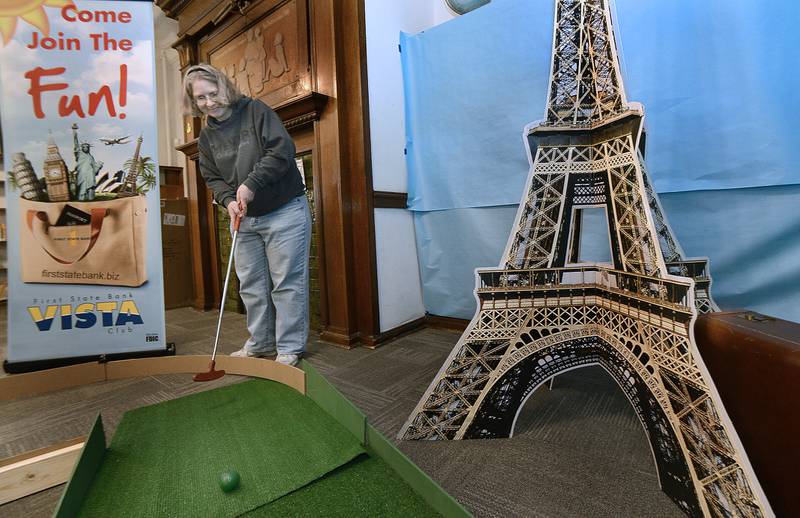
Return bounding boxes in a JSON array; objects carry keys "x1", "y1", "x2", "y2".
[{"x1": 194, "y1": 92, "x2": 219, "y2": 105}]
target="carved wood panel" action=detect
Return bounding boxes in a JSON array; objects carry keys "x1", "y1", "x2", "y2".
[{"x1": 202, "y1": 0, "x2": 310, "y2": 109}]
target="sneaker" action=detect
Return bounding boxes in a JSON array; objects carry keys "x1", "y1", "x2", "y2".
[
  {"x1": 275, "y1": 353, "x2": 300, "y2": 367},
  {"x1": 230, "y1": 347, "x2": 275, "y2": 358}
]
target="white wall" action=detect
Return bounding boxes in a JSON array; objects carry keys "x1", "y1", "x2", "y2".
[
  {"x1": 366, "y1": 0, "x2": 454, "y2": 193},
  {"x1": 373, "y1": 209, "x2": 426, "y2": 330},
  {"x1": 365, "y1": 1, "x2": 456, "y2": 331},
  {"x1": 153, "y1": 7, "x2": 185, "y2": 187},
  {"x1": 434, "y1": 2, "x2": 462, "y2": 25},
  {"x1": 155, "y1": 49, "x2": 183, "y2": 168}
]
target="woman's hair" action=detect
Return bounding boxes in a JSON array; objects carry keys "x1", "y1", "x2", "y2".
[{"x1": 181, "y1": 63, "x2": 243, "y2": 117}]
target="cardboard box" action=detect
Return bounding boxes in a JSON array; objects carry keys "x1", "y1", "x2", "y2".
[{"x1": 160, "y1": 198, "x2": 193, "y2": 309}]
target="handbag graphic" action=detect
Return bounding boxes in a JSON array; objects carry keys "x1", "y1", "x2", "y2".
[{"x1": 20, "y1": 196, "x2": 148, "y2": 287}]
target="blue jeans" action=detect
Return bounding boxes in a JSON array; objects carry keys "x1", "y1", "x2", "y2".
[{"x1": 234, "y1": 195, "x2": 311, "y2": 355}]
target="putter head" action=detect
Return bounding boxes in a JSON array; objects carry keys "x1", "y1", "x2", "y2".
[{"x1": 193, "y1": 360, "x2": 225, "y2": 382}]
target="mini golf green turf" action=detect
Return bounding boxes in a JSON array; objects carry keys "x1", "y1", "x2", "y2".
[
  {"x1": 76, "y1": 379, "x2": 366, "y2": 518},
  {"x1": 243, "y1": 455, "x2": 441, "y2": 517}
]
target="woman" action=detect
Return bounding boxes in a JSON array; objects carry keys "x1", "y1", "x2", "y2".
[{"x1": 182, "y1": 63, "x2": 310, "y2": 367}]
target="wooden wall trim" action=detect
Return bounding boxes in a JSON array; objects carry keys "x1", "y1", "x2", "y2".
[
  {"x1": 175, "y1": 139, "x2": 199, "y2": 160},
  {"x1": 319, "y1": 329, "x2": 360, "y2": 349},
  {"x1": 284, "y1": 113, "x2": 318, "y2": 130},
  {"x1": 425, "y1": 314, "x2": 469, "y2": 331},
  {"x1": 174, "y1": 138, "x2": 219, "y2": 309},
  {"x1": 339, "y1": 0, "x2": 380, "y2": 344},
  {"x1": 157, "y1": 0, "x2": 194, "y2": 19},
  {"x1": 280, "y1": 92, "x2": 329, "y2": 130},
  {"x1": 361, "y1": 316, "x2": 426, "y2": 349},
  {"x1": 373, "y1": 191, "x2": 407, "y2": 209},
  {"x1": 312, "y1": 0, "x2": 380, "y2": 346}
]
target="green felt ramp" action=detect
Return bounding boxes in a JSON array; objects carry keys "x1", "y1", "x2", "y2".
[
  {"x1": 76, "y1": 380, "x2": 365, "y2": 518},
  {"x1": 243, "y1": 455, "x2": 441, "y2": 517},
  {"x1": 300, "y1": 361, "x2": 472, "y2": 518}
]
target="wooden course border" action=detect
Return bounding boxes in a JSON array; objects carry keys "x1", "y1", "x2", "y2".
[
  {"x1": 0, "y1": 436, "x2": 85, "y2": 506},
  {"x1": 0, "y1": 355, "x2": 306, "y2": 403}
]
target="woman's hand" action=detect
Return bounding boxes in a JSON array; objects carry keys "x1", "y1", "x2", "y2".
[
  {"x1": 227, "y1": 200, "x2": 243, "y2": 220},
  {"x1": 236, "y1": 184, "x2": 255, "y2": 216}
]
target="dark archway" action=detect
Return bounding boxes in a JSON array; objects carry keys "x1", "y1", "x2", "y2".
[{"x1": 465, "y1": 335, "x2": 701, "y2": 517}]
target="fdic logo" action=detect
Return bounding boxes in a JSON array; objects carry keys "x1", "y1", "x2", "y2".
[{"x1": 28, "y1": 300, "x2": 144, "y2": 331}]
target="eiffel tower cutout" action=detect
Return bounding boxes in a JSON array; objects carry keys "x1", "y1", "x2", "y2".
[{"x1": 399, "y1": 1, "x2": 770, "y2": 516}]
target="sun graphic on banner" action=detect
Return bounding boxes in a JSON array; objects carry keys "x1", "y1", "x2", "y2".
[{"x1": 0, "y1": 0, "x2": 74, "y2": 45}]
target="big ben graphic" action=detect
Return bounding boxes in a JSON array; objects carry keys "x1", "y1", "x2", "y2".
[{"x1": 43, "y1": 135, "x2": 70, "y2": 202}]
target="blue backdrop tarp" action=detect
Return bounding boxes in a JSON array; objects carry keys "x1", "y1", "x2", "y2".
[
  {"x1": 416, "y1": 185, "x2": 800, "y2": 323},
  {"x1": 413, "y1": 206, "x2": 516, "y2": 319},
  {"x1": 402, "y1": 0, "x2": 800, "y2": 211},
  {"x1": 403, "y1": 0, "x2": 800, "y2": 322},
  {"x1": 400, "y1": 0, "x2": 551, "y2": 212},
  {"x1": 660, "y1": 186, "x2": 800, "y2": 322}
]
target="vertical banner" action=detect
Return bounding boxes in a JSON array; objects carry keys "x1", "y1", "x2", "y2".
[{"x1": 0, "y1": 0, "x2": 166, "y2": 369}]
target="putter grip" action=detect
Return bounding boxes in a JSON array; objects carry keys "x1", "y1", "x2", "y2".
[{"x1": 233, "y1": 214, "x2": 241, "y2": 231}]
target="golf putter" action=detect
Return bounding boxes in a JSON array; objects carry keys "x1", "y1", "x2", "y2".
[{"x1": 194, "y1": 213, "x2": 242, "y2": 382}]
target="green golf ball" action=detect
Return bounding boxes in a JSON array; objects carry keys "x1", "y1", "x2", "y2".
[{"x1": 219, "y1": 470, "x2": 241, "y2": 492}]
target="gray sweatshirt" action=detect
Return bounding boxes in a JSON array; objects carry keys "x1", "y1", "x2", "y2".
[{"x1": 198, "y1": 97, "x2": 304, "y2": 217}]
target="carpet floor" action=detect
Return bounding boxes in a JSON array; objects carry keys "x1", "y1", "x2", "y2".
[{"x1": 0, "y1": 306, "x2": 682, "y2": 517}]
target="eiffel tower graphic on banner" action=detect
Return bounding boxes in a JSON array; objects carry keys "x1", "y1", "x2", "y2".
[{"x1": 399, "y1": 1, "x2": 770, "y2": 516}]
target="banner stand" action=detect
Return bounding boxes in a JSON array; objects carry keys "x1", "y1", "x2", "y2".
[{"x1": 1, "y1": 1, "x2": 168, "y2": 371}]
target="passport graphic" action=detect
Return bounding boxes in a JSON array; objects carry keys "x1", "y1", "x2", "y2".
[{"x1": 55, "y1": 204, "x2": 91, "y2": 226}]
